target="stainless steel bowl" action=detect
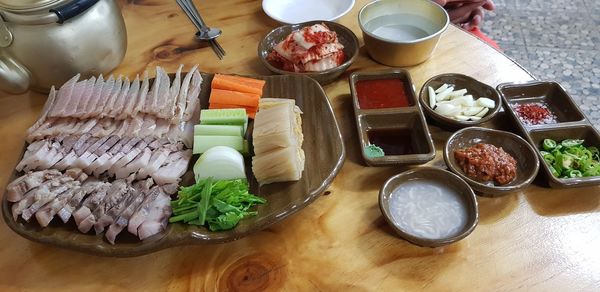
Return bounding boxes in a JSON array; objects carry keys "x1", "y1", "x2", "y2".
[{"x1": 358, "y1": 0, "x2": 449, "y2": 67}]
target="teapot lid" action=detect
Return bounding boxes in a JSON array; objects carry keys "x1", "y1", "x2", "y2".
[{"x1": 0, "y1": 0, "x2": 68, "y2": 13}]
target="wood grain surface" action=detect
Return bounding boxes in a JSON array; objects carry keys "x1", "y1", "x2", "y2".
[{"x1": 1, "y1": 0, "x2": 599, "y2": 291}]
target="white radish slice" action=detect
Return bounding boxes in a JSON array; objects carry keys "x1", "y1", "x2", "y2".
[
  {"x1": 475, "y1": 107, "x2": 489, "y2": 117},
  {"x1": 428, "y1": 86, "x2": 437, "y2": 108},
  {"x1": 193, "y1": 146, "x2": 246, "y2": 181},
  {"x1": 454, "y1": 115, "x2": 471, "y2": 121},
  {"x1": 449, "y1": 89, "x2": 468, "y2": 97},
  {"x1": 449, "y1": 95, "x2": 474, "y2": 106},
  {"x1": 436, "y1": 87, "x2": 454, "y2": 101},
  {"x1": 435, "y1": 103, "x2": 461, "y2": 117},
  {"x1": 477, "y1": 97, "x2": 495, "y2": 108},
  {"x1": 463, "y1": 106, "x2": 484, "y2": 116},
  {"x1": 435, "y1": 83, "x2": 449, "y2": 93}
]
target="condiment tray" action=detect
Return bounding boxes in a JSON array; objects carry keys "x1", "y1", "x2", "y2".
[
  {"x1": 349, "y1": 69, "x2": 435, "y2": 166},
  {"x1": 498, "y1": 80, "x2": 600, "y2": 188},
  {"x1": 2, "y1": 73, "x2": 346, "y2": 257}
]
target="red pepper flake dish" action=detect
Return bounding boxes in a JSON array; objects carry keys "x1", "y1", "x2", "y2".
[
  {"x1": 267, "y1": 23, "x2": 345, "y2": 72},
  {"x1": 512, "y1": 102, "x2": 558, "y2": 126},
  {"x1": 454, "y1": 143, "x2": 517, "y2": 185}
]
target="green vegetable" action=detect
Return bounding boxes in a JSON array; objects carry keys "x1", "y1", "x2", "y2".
[
  {"x1": 561, "y1": 139, "x2": 584, "y2": 148},
  {"x1": 169, "y1": 179, "x2": 266, "y2": 231},
  {"x1": 539, "y1": 138, "x2": 600, "y2": 179},
  {"x1": 194, "y1": 124, "x2": 244, "y2": 136},
  {"x1": 192, "y1": 135, "x2": 245, "y2": 154},
  {"x1": 543, "y1": 139, "x2": 557, "y2": 151}
]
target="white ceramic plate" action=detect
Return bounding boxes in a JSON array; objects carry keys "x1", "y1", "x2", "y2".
[{"x1": 262, "y1": 0, "x2": 355, "y2": 24}]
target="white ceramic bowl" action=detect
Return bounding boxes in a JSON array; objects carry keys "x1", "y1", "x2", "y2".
[{"x1": 262, "y1": 0, "x2": 355, "y2": 24}]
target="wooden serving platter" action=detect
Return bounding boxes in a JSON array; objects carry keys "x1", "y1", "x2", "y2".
[{"x1": 2, "y1": 73, "x2": 345, "y2": 257}]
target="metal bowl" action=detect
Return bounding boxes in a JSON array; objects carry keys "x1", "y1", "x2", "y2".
[
  {"x1": 379, "y1": 167, "x2": 478, "y2": 247},
  {"x1": 257, "y1": 20, "x2": 359, "y2": 85},
  {"x1": 419, "y1": 73, "x2": 502, "y2": 129},
  {"x1": 358, "y1": 0, "x2": 449, "y2": 67}
]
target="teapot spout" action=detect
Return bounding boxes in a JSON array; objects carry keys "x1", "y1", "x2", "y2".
[{"x1": 0, "y1": 56, "x2": 30, "y2": 94}]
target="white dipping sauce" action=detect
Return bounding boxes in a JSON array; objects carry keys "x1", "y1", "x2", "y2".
[
  {"x1": 364, "y1": 14, "x2": 437, "y2": 42},
  {"x1": 389, "y1": 179, "x2": 469, "y2": 240}
]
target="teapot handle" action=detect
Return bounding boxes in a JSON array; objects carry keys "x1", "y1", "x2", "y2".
[
  {"x1": 0, "y1": 56, "x2": 30, "y2": 94},
  {"x1": 50, "y1": 0, "x2": 99, "y2": 24}
]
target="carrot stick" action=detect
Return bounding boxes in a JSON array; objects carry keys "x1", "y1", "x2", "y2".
[
  {"x1": 212, "y1": 74, "x2": 265, "y2": 95},
  {"x1": 209, "y1": 89, "x2": 260, "y2": 108}
]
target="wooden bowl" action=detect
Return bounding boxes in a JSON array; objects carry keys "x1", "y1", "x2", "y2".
[
  {"x1": 419, "y1": 73, "x2": 501, "y2": 129},
  {"x1": 444, "y1": 127, "x2": 540, "y2": 197},
  {"x1": 257, "y1": 20, "x2": 359, "y2": 85},
  {"x1": 379, "y1": 167, "x2": 478, "y2": 247}
]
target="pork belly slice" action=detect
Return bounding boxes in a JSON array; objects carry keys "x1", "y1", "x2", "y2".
[
  {"x1": 77, "y1": 179, "x2": 128, "y2": 233},
  {"x1": 137, "y1": 192, "x2": 172, "y2": 240},
  {"x1": 115, "y1": 147, "x2": 152, "y2": 179},
  {"x1": 182, "y1": 70, "x2": 202, "y2": 122},
  {"x1": 35, "y1": 186, "x2": 81, "y2": 227},
  {"x1": 21, "y1": 181, "x2": 78, "y2": 221},
  {"x1": 74, "y1": 76, "x2": 100, "y2": 118},
  {"x1": 6, "y1": 169, "x2": 61, "y2": 202},
  {"x1": 15, "y1": 140, "x2": 48, "y2": 172},
  {"x1": 151, "y1": 150, "x2": 192, "y2": 185},
  {"x1": 88, "y1": 137, "x2": 132, "y2": 176},
  {"x1": 48, "y1": 74, "x2": 80, "y2": 118},
  {"x1": 138, "y1": 114, "x2": 157, "y2": 138},
  {"x1": 89, "y1": 118, "x2": 119, "y2": 138},
  {"x1": 57, "y1": 178, "x2": 105, "y2": 223},
  {"x1": 81, "y1": 74, "x2": 105, "y2": 119},
  {"x1": 93, "y1": 188, "x2": 137, "y2": 234},
  {"x1": 133, "y1": 71, "x2": 150, "y2": 117},
  {"x1": 65, "y1": 168, "x2": 89, "y2": 183},
  {"x1": 72, "y1": 136, "x2": 110, "y2": 170},
  {"x1": 60, "y1": 135, "x2": 80, "y2": 154},
  {"x1": 105, "y1": 178, "x2": 154, "y2": 244},
  {"x1": 145, "y1": 67, "x2": 166, "y2": 116},
  {"x1": 16, "y1": 177, "x2": 76, "y2": 221},
  {"x1": 137, "y1": 147, "x2": 171, "y2": 179},
  {"x1": 54, "y1": 134, "x2": 93, "y2": 170},
  {"x1": 154, "y1": 66, "x2": 173, "y2": 118},
  {"x1": 26, "y1": 87, "x2": 56, "y2": 139},
  {"x1": 36, "y1": 141, "x2": 64, "y2": 170},
  {"x1": 68, "y1": 77, "x2": 96, "y2": 117},
  {"x1": 86, "y1": 75, "x2": 115, "y2": 119},
  {"x1": 174, "y1": 65, "x2": 198, "y2": 123},
  {"x1": 108, "y1": 139, "x2": 149, "y2": 177},
  {"x1": 118, "y1": 75, "x2": 140, "y2": 120},
  {"x1": 105, "y1": 76, "x2": 129, "y2": 118},
  {"x1": 128, "y1": 187, "x2": 162, "y2": 236},
  {"x1": 70, "y1": 181, "x2": 111, "y2": 225},
  {"x1": 157, "y1": 65, "x2": 183, "y2": 119}
]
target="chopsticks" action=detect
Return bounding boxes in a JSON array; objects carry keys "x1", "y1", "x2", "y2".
[{"x1": 176, "y1": 0, "x2": 226, "y2": 59}]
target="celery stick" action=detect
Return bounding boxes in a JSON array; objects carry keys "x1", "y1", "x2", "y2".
[
  {"x1": 194, "y1": 124, "x2": 244, "y2": 136},
  {"x1": 193, "y1": 135, "x2": 245, "y2": 154},
  {"x1": 200, "y1": 109, "x2": 247, "y2": 125}
]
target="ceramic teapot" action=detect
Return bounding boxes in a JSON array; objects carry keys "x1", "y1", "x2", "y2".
[{"x1": 0, "y1": 0, "x2": 127, "y2": 93}]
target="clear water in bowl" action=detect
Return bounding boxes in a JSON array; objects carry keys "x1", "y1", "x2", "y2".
[{"x1": 365, "y1": 14, "x2": 437, "y2": 42}]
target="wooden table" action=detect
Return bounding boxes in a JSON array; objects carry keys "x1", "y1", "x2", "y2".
[{"x1": 1, "y1": 0, "x2": 599, "y2": 291}]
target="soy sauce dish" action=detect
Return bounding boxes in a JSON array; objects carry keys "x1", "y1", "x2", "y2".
[{"x1": 379, "y1": 167, "x2": 478, "y2": 247}]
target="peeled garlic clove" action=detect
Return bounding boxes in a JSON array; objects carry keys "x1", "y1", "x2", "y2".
[
  {"x1": 449, "y1": 88, "x2": 468, "y2": 97},
  {"x1": 463, "y1": 106, "x2": 484, "y2": 116},
  {"x1": 475, "y1": 107, "x2": 490, "y2": 117},
  {"x1": 436, "y1": 87, "x2": 454, "y2": 102},
  {"x1": 477, "y1": 97, "x2": 495, "y2": 108},
  {"x1": 428, "y1": 86, "x2": 436, "y2": 109},
  {"x1": 435, "y1": 83, "x2": 449, "y2": 93}
]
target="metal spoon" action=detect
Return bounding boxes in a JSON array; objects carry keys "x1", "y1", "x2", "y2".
[{"x1": 195, "y1": 27, "x2": 221, "y2": 41}]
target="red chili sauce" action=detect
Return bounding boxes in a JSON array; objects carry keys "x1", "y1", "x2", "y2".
[{"x1": 355, "y1": 79, "x2": 413, "y2": 109}]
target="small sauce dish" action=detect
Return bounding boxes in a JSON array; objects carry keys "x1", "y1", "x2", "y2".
[{"x1": 379, "y1": 167, "x2": 479, "y2": 247}]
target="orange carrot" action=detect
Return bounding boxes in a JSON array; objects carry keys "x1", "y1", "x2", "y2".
[
  {"x1": 209, "y1": 89, "x2": 260, "y2": 108},
  {"x1": 212, "y1": 74, "x2": 265, "y2": 95}
]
